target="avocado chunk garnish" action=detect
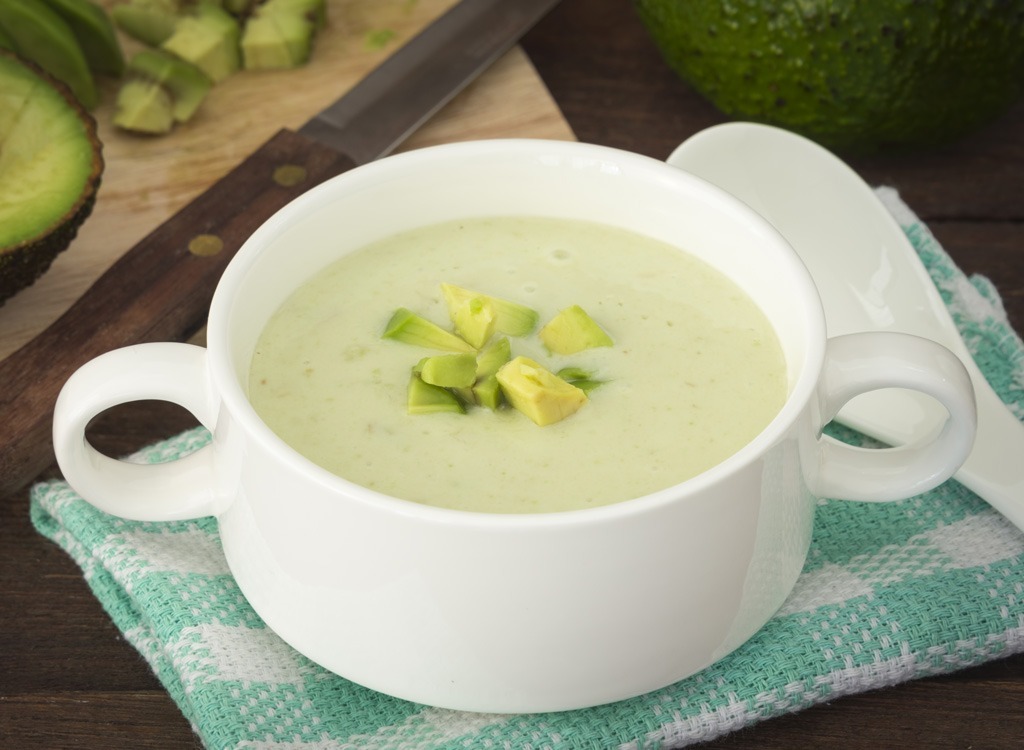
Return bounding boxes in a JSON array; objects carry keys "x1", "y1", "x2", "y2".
[
  {"x1": 416, "y1": 353, "x2": 478, "y2": 389},
  {"x1": 0, "y1": 49, "x2": 103, "y2": 305},
  {"x1": 495, "y1": 356, "x2": 588, "y2": 427},
  {"x1": 470, "y1": 336, "x2": 512, "y2": 410},
  {"x1": 556, "y1": 366, "x2": 605, "y2": 394},
  {"x1": 539, "y1": 304, "x2": 613, "y2": 355},
  {"x1": 451, "y1": 296, "x2": 497, "y2": 349},
  {"x1": 441, "y1": 282, "x2": 539, "y2": 337},
  {"x1": 383, "y1": 285, "x2": 613, "y2": 426},
  {"x1": 407, "y1": 374, "x2": 465, "y2": 415},
  {"x1": 383, "y1": 307, "x2": 477, "y2": 353}
]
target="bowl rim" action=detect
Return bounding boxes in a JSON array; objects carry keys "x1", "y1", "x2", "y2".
[{"x1": 207, "y1": 138, "x2": 827, "y2": 528}]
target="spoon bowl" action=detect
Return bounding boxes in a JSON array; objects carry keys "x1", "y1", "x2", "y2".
[{"x1": 668, "y1": 122, "x2": 1024, "y2": 531}]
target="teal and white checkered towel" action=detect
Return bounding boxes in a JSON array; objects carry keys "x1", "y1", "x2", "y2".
[{"x1": 31, "y1": 189, "x2": 1024, "y2": 749}]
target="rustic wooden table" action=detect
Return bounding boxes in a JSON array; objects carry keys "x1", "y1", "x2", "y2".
[{"x1": 2, "y1": 0, "x2": 1021, "y2": 747}]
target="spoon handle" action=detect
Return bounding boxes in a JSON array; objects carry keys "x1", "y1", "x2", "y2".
[{"x1": 952, "y1": 373, "x2": 1024, "y2": 530}]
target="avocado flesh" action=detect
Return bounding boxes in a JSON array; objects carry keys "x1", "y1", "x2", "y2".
[
  {"x1": 241, "y1": 11, "x2": 314, "y2": 70},
  {"x1": 417, "y1": 353, "x2": 477, "y2": 389},
  {"x1": 382, "y1": 308, "x2": 476, "y2": 353},
  {"x1": 539, "y1": 305, "x2": 613, "y2": 355},
  {"x1": 496, "y1": 356, "x2": 587, "y2": 427},
  {"x1": 112, "y1": 0, "x2": 181, "y2": 46},
  {"x1": 262, "y1": 0, "x2": 326, "y2": 30},
  {"x1": 0, "y1": 0, "x2": 97, "y2": 108},
  {"x1": 113, "y1": 77, "x2": 175, "y2": 134},
  {"x1": 407, "y1": 374, "x2": 465, "y2": 415},
  {"x1": 0, "y1": 51, "x2": 102, "y2": 304},
  {"x1": 161, "y1": 3, "x2": 241, "y2": 82},
  {"x1": 452, "y1": 296, "x2": 496, "y2": 349},
  {"x1": 634, "y1": 0, "x2": 1024, "y2": 152},
  {"x1": 125, "y1": 48, "x2": 212, "y2": 123},
  {"x1": 440, "y1": 283, "x2": 539, "y2": 337},
  {"x1": 41, "y1": 0, "x2": 125, "y2": 76}
]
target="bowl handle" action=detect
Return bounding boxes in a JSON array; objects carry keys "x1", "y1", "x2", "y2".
[
  {"x1": 52, "y1": 343, "x2": 226, "y2": 521},
  {"x1": 808, "y1": 332, "x2": 976, "y2": 501}
]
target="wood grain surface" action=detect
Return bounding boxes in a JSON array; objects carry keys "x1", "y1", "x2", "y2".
[
  {"x1": 0, "y1": 0, "x2": 573, "y2": 361},
  {"x1": 1, "y1": 0, "x2": 1022, "y2": 748}
]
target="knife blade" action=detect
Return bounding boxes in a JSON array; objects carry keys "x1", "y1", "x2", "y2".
[{"x1": 0, "y1": 0, "x2": 562, "y2": 494}]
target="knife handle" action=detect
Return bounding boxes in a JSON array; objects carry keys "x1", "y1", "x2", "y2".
[{"x1": 0, "y1": 129, "x2": 357, "y2": 494}]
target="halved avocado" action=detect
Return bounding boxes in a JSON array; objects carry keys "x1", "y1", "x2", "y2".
[{"x1": 0, "y1": 50, "x2": 102, "y2": 305}]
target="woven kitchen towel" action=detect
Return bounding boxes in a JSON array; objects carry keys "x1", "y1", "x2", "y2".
[{"x1": 31, "y1": 188, "x2": 1024, "y2": 750}]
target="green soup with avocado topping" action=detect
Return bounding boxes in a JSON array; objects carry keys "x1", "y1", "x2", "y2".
[{"x1": 248, "y1": 216, "x2": 787, "y2": 514}]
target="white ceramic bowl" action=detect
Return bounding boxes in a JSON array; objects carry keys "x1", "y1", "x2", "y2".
[{"x1": 53, "y1": 140, "x2": 975, "y2": 712}]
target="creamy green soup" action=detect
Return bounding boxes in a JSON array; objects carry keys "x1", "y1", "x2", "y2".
[{"x1": 249, "y1": 216, "x2": 787, "y2": 513}]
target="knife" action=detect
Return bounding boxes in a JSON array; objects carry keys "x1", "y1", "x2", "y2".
[{"x1": 0, "y1": 0, "x2": 562, "y2": 494}]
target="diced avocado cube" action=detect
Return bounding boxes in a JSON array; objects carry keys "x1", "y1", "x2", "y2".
[
  {"x1": 126, "y1": 49, "x2": 212, "y2": 123},
  {"x1": 382, "y1": 308, "x2": 475, "y2": 352},
  {"x1": 161, "y1": 2, "x2": 241, "y2": 83},
  {"x1": 452, "y1": 296, "x2": 496, "y2": 349},
  {"x1": 112, "y1": 78, "x2": 174, "y2": 134},
  {"x1": 448, "y1": 337, "x2": 513, "y2": 409},
  {"x1": 475, "y1": 336, "x2": 512, "y2": 378},
  {"x1": 418, "y1": 353, "x2": 477, "y2": 388},
  {"x1": 539, "y1": 305, "x2": 613, "y2": 355},
  {"x1": 473, "y1": 374, "x2": 504, "y2": 410},
  {"x1": 241, "y1": 12, "x2": 314, "y2": 70},
  {"x1": 407, "y1": 374, "x2": 464, "y2": 415},
  {"x1": 262, "y1": 0, "x2": 327, "y2": 30},
  {"x1": 495, "y1": 356, "x2": 587, "y2": 426},
  {"x1": 440, "y1": 283, "x2": 538, "y2": 337}
]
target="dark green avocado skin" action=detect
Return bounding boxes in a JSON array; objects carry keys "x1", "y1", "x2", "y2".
[
  {"x1": 0, "y1": 190, "x2": 98, "y2": 307},
  {"x1": 633, "y1": 0, "x2": 1024, "y2": 152},
  {"x1": 0, "y1": 50, "x2": 103, "y2": 307}
]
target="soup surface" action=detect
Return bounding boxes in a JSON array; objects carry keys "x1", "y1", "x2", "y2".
[{"x1": 249, "y1": 216, "x2": 787, "y2": 513}]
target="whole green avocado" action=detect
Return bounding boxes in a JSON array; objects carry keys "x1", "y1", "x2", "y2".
[{"x1": 634, "y1": 0, "x2": 1024, "y2": 152}]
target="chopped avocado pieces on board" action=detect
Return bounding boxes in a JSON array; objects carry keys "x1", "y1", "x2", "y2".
[
  {"x1": 161, "y1": 2, "x2": 241, "y2": 83},
  {"x1": 125, "y1": 48, "x2": 212, "y2": 123},
  {"x1": 112, "y1": 0, "x2": 181, "y2": 46},
  {"x1": 241, "y1": 0, "x2": 326, "y2": 70},
  {"x1": 113, "y1": 77, "x2": 175, "y2": 134}
]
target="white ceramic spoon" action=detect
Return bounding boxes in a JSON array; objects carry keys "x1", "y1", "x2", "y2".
[{"x1": 668, "y1": 122, "x2": 1024, "y2": 531}]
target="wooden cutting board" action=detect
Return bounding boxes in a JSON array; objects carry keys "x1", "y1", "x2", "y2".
[{"x1": 0, "y1": 0, "x2": 574, "y2": 362}]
